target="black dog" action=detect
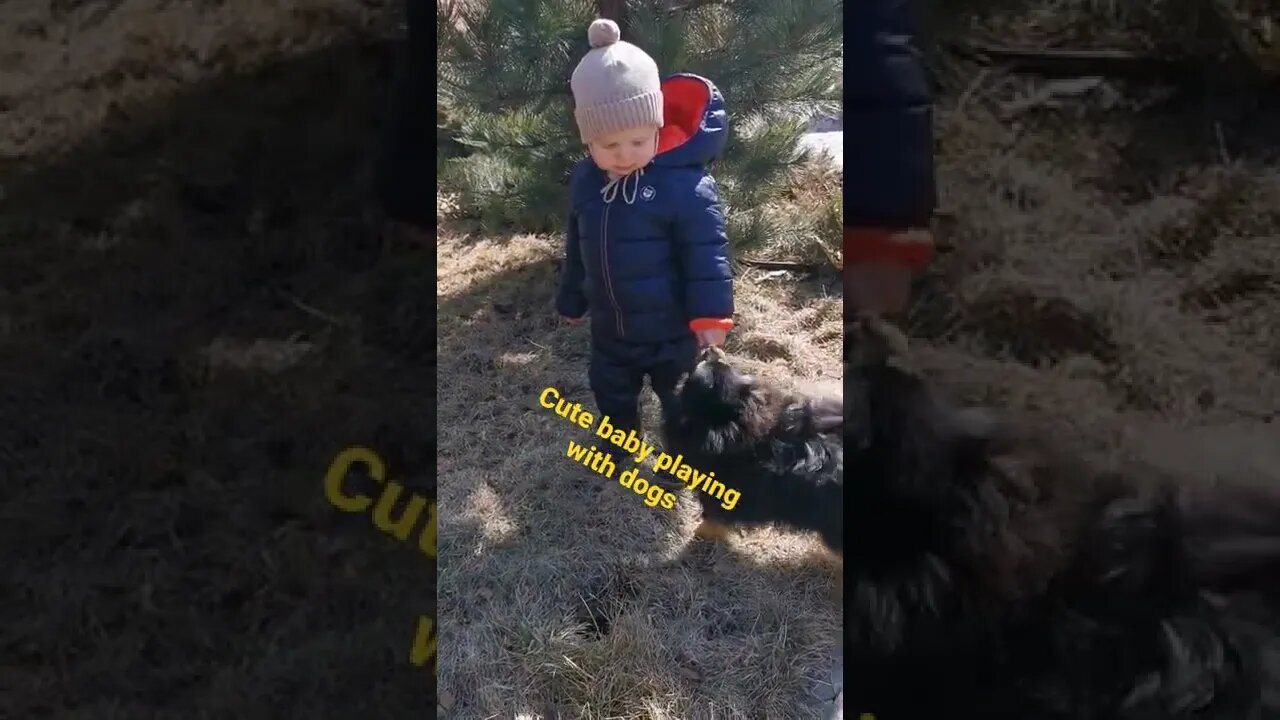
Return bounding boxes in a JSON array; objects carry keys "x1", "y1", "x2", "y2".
[
  {"x1": 842, "y1": 313, "x2": 1280, "y2": 719},
  {"x1": 661, "y1": 345, "x2": 844, "y2": 556}
]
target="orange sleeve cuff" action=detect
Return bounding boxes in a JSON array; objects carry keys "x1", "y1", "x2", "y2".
[
  {"x1": 845, "y1": 227, "x2": 935, "y2": 270},
  {"x1": 689, "y1": 317, "x2": 734, "y2": 332}
]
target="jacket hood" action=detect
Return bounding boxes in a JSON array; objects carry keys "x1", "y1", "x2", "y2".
[{"x1": 650, "y1": 73, "x2": 728, "y2": 169}]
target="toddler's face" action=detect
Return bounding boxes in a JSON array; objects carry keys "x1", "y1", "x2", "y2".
[{"x1": 587, "y1": 125, "x2": 659, "y2": 177}]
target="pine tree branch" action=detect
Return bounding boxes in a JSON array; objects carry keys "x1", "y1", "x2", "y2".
[
  {"x1": 665, "y1": 0, "x2": 724, "y2": 16},
  {"x1": 439, "y1": 0, "x2": 844, "y2": 246}
]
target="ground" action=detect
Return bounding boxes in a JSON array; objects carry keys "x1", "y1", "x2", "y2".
[
  {"x1": 2, "y1": 2, "x2": 438, "y2": 717},
  {"x1": 4, "y1": 1, "x2": 1280, "y2": 720},
  {"x1": 435, "y1": 222, "x2": 843, "y2": 718}
]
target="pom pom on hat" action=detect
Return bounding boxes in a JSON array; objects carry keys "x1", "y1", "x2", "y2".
[{"x1": 587, "y1": 18, "x2": 621, "y2": 48}]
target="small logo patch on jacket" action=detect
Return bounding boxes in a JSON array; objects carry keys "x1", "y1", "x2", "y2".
[{"x1": 641, "y1": 186, "x2": 656, "y2": 201}]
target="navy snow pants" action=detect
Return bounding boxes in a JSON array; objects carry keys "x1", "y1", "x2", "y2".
[{"x1": 588, "y1": 332, "x2": 698, "y2": 462}]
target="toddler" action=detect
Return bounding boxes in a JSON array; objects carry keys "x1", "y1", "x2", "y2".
[{"x1": 556, "y1": 18, "x2": 734, "y2": 465}]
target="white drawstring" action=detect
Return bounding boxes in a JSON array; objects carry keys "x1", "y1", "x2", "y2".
[{"x1": 600, "y1": 167, "x2": 644, "y2": 205}]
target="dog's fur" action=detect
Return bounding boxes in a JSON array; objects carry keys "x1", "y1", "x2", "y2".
[
  {"x1": 661, "y1": 345, "x2": 844, "y2": 556},
  {"x1": 841, "y1": 313, "x2": 1280, "y2": 719}
]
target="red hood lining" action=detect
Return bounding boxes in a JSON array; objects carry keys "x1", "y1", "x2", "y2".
[{"x1": 656, "y1": 76, "x2": 710, "y2": 156}]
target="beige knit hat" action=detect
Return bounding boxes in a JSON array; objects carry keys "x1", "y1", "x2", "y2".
[{"x1": 570, "y1": 18, "x2": 664, "y2": 144}]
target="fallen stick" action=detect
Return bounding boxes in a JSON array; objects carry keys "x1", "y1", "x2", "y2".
[
  {"x1": 740, "y1": 259, "x2": 821, "y2": 271},
  {"x1": 946, "y1": 40, "x2": 1188, "y2": 79}
]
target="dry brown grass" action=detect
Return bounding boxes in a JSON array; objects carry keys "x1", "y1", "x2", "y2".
[
  {"x1": 760, "y1": 161, "x2": 844, "y2": 269},
  {"x1": 434, "y1": 213, "x2": 844, "y2": 718},
  {"x1": 912, "y1": 4, "x2": 1280, "y2": 456},
  {"x1": 0, "y1": 0, "x2": 383, "y2": 161}
]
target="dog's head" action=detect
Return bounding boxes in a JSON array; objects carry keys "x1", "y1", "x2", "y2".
[
  {"x1": 844, "y1": 313, "x2": 916, "y2": 452},
  {"x1": 844, "y1": 312, "x2": 910, "y2": 372},
  {"x1": 844, "y1": 314, "x2": 1009, "y2": 501},
  {"x1": 667, "y1": 346, "x2": 844, "y2": 458},
  {"x1": 664, "y1": 345, "x2": 795, "y2": 460},
  {"x1": 679, "y1": 345, "x2": 758, "y2": 419}
]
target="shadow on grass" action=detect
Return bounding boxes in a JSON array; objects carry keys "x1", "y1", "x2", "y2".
[{"x1": 0, "y1": 38, "x2": 438, "y2": 717}]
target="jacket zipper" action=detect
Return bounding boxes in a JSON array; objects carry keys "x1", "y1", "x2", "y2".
[{"x1": 600, "y1": 200, "x2": 624, "y2": 336}]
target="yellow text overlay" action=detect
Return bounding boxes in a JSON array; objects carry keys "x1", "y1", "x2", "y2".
[
  {"x1": 323, "y1": 445, "x2": 436, "y2": 673},
  {"x1": 409, "y1": 613, "x2": 437, "y2": 671},
  {"x1": 537, "y1": 386, "x2": 741, "y2": 511}
]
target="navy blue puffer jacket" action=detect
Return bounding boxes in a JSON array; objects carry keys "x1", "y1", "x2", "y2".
[
  {"x1": 847, "y1": 0, "x2": 937, "y2": 229},
  {"x1": 555, "y1": 73, "x2": 734, "y2": 343}
]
